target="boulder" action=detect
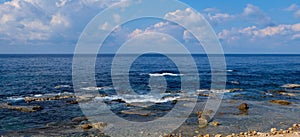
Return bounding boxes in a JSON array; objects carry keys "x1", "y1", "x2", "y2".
[{"x1": 238, "y1": 103, "x2": 249, "y2": 111}]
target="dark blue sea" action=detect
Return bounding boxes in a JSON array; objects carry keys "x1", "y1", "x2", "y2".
[{"x1": 1, "y1": 54, "x2": 300, "y2": 136}]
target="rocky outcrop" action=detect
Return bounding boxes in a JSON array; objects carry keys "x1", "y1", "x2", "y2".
[
  {"x1": 25, "y1": 95, "x2": 75, "y2": 103},
  {"x1": 81, "y1": 122, "x2": 107, "y2": 130},
  {"x1": 0, "y1": 103, "x2": 42, "y2": 112}
]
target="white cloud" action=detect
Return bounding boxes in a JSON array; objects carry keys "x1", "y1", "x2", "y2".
[
  {"x1": 295, "y1": 10, "x2": 300, "y2": 18},
  {"x1": 50, "y1": 13, "x2": 69, "y2": 27},
  {"x1": 0, "y1": 0, "x2": 122, "y2": 46},
  {"x1": 128, "y1": 29, "x2": 143, "y2": 38},
  {"x1": 218, "y1": 23, "x2": 300, "y2": 44},
  {"x1": 285, "y1": 4, "x2": 298, "y2": 11}
]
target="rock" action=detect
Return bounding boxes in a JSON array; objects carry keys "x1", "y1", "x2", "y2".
[
  {"x1": 229, "y1": 88, "x2": 242, "y2": 92},
  {"x1": 0, "y1": 103, "x2": 42, "y2": 112},
  {"x1": 281, "y1": 84, "x2": 300, "y2": 89},
  {"x1": 25, "y1": 95, "x2": 75, "y2": 103},
  {"x1": 66, "y1": 100, "x2": 78, "y2": 104},
  {"x1": 270, "y1": 100, "x2": 291, "y2": 105},
  {"x1": 198, "y1": 112, "x2": 209, "y2": 128},
  {"x1": 111, "y1": 99, "x2": 126, "y2": 103},
  {"x1": 81, "y1": 124, "x2": 92, "y2": 130},
  {"x1": 238, "y1": 103, "x2": 249, "y2": 111},
  {"x1": 72, "y1": 116, "x2": 88, "y2": 124},
  {"x1": 210, "y1": 121, "x2": 221, "y2": 126},
  {"x1": 214, "y1": 134, "x2": 222, "y2": 137},
  {"x1": 92, "y1": 122, "x2": 107, "y2": 129}
]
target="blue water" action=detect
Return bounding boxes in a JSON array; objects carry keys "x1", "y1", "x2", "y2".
[{"x1": 1, "y1": 54, "x2": 300, "y2": 135}]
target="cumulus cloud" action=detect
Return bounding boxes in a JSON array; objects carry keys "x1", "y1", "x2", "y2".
[
  {"x1": 218, "y1": 23, "x2": 300, "y2": 45},
  {"x1": 242, "y1": 4, "x2": 273, "y2": 26},
  {"x1": 285, "y1": 4, "x2": 300, "y2": 18},
  {"x1": 0, "y1": 0, "x2": 122, "y2": 46}
]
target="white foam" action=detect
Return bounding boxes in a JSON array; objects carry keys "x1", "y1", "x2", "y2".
[
  {"x1": 149, "y1": 73, "x2": 183, "y2": 77},
  {"x1": 7, "y1": 97, "x2": 25, "y2": 101},
  {"x1": 55, "y1": 85, "x2": 72, "y2": 89},
  {"x1": 81, "y1": 87, "x2": 103, "y2": 91},
  {"x1": 95, "y1": 94, "x2": 180, "y2": 103}
]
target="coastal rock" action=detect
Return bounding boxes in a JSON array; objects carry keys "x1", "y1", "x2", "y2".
[
  {"x1": 281, "y1": 84, "x2": 300, "y2": 89},
  {"x1": 25, "y1": 95, "x2": 75, "y2": 103},
  {"x1": 81, "y1": 124, "x2": 92, "y2": 130},
  {"x1": 0, "y1": 103, "x2": 42, "y2": 112},
  {"x1": 66, "y1": 100, "x2": 79, "y2": 104},
  {"x1": 229, "y1": 88, "x2": 243, "y2": 92},
  {"x1": 197, "y1": 112, "x2": 209, "y2": 128},
  {"x1": 72, "y1": 116, "x2": 88, "y2": 124},
  {"x1": 238, "y1": 103, "x2": 249, "y2": 111},
  {"x1": 270, "y1": 100, "x2": 291, "y2": 105},
  {"x1": 210, "y1": 121, "x2": 221, "y2": 126},
  {"x1": 81, "y1": 122, "x2": 107, "y2": 130}
]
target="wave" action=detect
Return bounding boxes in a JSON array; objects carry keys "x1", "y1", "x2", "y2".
[
  {"x1": 80, "y1": 87, "x2": 104, "y2": 91},
  {"x1": 149, "y1": 73, "x2": 183, "y2": 77},
  {"x1": 95, "y1": 94, "x2": 180, "y2": 104},
  {"x1": 54, "y1": 85, "x2": 72, "y2": 89}
]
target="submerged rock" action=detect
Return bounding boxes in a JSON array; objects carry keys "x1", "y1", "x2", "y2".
[
  {"x1": 72, "y1": 116, "x2": 88, "y2": 124},
  {"x1": 210, "y1": 121, "x2": 221, "y2": 126},
  {"x1": 121, "y1": 109, "x2": 151, "y2": 116},
  {"x1": 238, "y1": 103, "x2": 249, "y2": 111},
  {"x1": 270, "y1": 100, "x2": 291, "y2": 105},
  {"x1": 0, "y1": 103, "x2": 42, "y2": 112}
]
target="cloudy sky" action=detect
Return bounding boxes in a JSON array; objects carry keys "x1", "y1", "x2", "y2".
[{"x1": 0, "y1": 0, "x2": 299, "y2": 54}]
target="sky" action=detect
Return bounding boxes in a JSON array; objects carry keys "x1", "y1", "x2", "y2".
[{"x1": 0, "y1": 0, "x2": 299, "y2": 54}]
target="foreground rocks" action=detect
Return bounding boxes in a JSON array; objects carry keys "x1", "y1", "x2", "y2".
[
  {"x1": 0, "y1": 103, "x2": 42, "y2": 112},
  {"x1": 81, "y1": 122, "x2": 107, "y2": 130}
]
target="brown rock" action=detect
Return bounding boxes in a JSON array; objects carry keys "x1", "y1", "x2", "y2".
[
  {"x1": 211, "y1": 121, "x2": 221, "y2": 126},
  {"x1": 269, "y1": 100, "x2": 291, "y2": 105},
  {"x1": 81, "y1": 124, "x2": 92, "y2": 130},
  {"x1": 238, "y1": 103, "x2": 249, "y2": 111},
  {"x1": 25, "y1": 95, "x2": 75, "y2": 103}
]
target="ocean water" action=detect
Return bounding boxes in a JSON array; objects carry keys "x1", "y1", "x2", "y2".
[{"x1": 1, "y1": 54, "x2": 300, "y2": 136}]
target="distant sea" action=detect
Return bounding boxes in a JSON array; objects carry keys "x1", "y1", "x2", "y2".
[{"x1": 1, "y1": 54, "x2": 300, "y2": 136}]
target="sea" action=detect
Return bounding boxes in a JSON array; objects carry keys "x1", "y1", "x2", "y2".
[{"x1": 1, "y1": 54, "x2": 300, "y2": 136}]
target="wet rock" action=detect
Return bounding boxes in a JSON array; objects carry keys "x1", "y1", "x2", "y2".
[
  {"x1": 270, "y1": 100, "x2": 291, "y2": 105},
  {"x1": 229, "y1": 88, "x2": 242, "y2": 92},
  {"x1": 110, "y1": 99, "x2": 126, "y2": 103},
  {"x1": 281, "y1": 84, "x2": 300, "y2": 89},
  {"x1": 238, "y1": 103, "x2": 249, "y2": 111},
  {"x1": 0, "y1": 103, "x2": 42, "y2": 112},
  {"x1": 210, "y1": 121, "x2": 221, "y2": 126},
  {"x1": 25, "y1": 95, "x2": 75, "y2": 103},
  {"x1": 72, "y1": 116, "x2": 88, "y2": 124},
  {"x1": 66, "y1": 100, "x2": 78, "y2": 104},
  {"x1": 81, "y1": 124, "x2": 92, "y2": 130}
]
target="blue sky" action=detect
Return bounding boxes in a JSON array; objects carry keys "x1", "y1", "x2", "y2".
[{"x1": 0, "y1": 0, "x2": 299, "y2": 54}]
